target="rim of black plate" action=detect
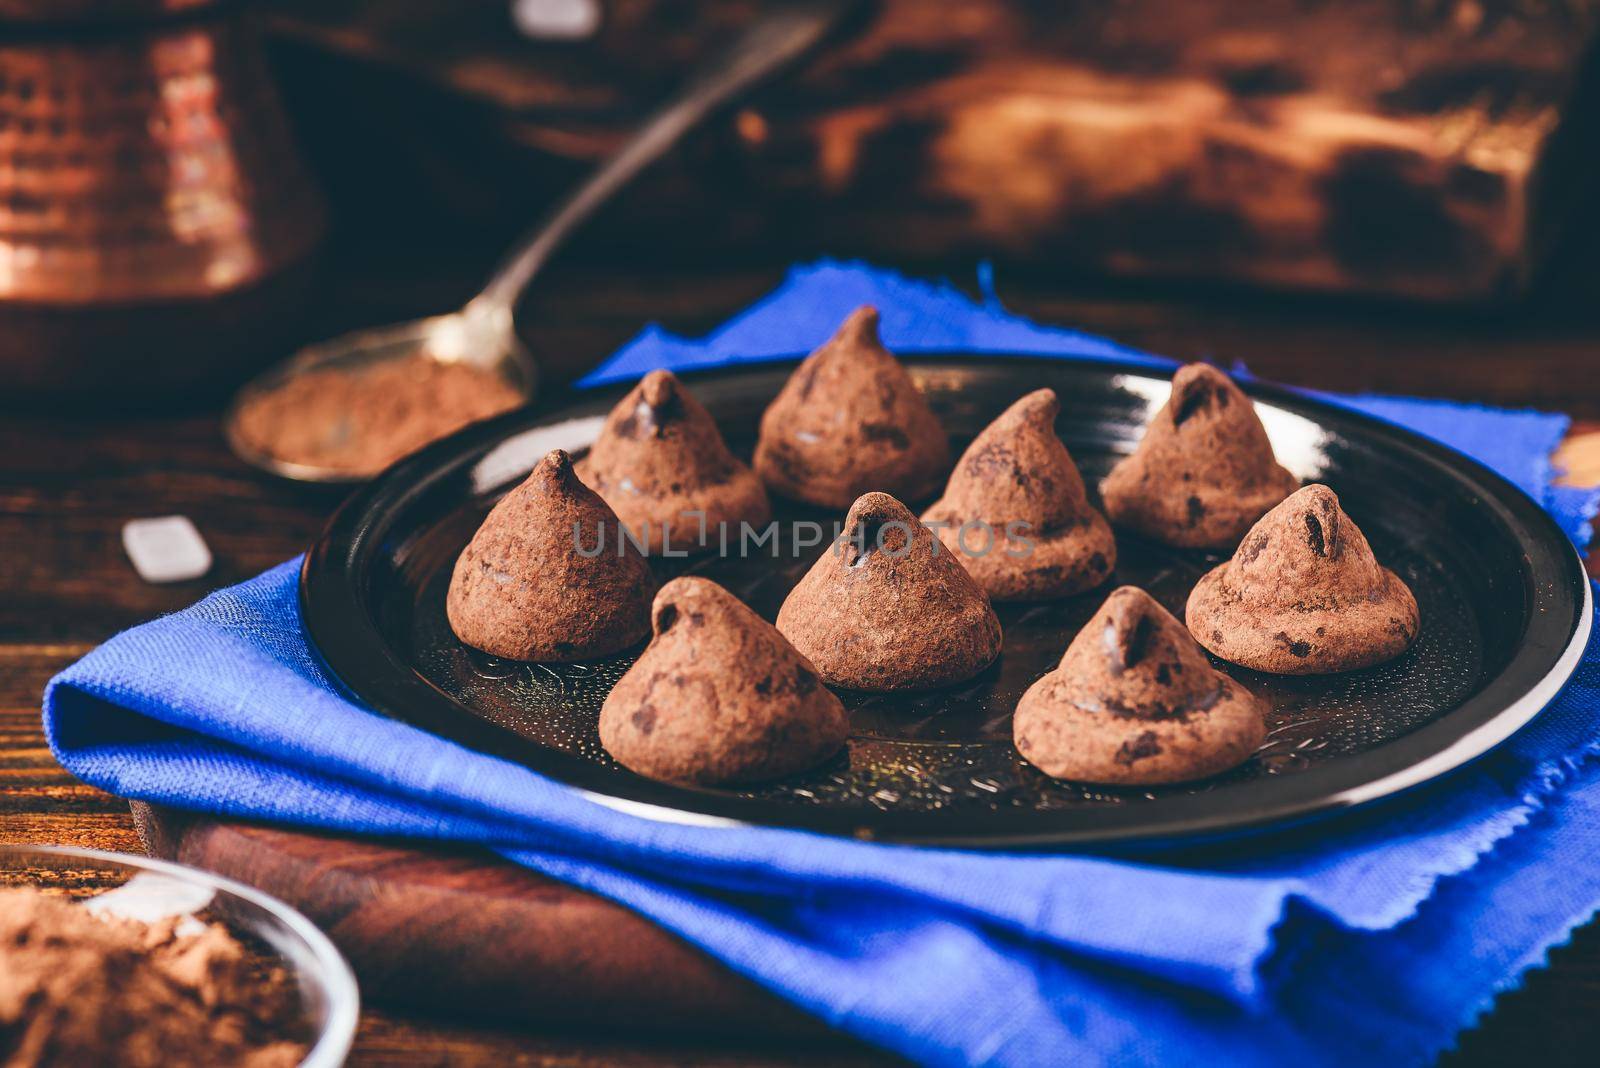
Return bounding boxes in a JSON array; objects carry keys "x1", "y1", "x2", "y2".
[{"x1": 299, "y1": 354, "x2": 1592, "y2": 851}]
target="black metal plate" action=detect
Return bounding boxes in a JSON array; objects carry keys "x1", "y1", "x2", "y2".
[{"x1": 300, "y1": 357, "x2": 1591, "y2": 848}]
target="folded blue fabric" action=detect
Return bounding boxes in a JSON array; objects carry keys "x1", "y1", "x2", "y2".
[{"x1": 46, "y1": 262, "x2": 1600, "y2": 1066}]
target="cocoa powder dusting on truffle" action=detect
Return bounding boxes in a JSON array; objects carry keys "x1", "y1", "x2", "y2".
[
  {"x1": 1012, "y1": 586, "x2": 1266, "y2": 784},
  {"x1": 0, "y1": 888, "x2": 309, "y2": 1068},
  {"x1": 234, "y1": 356, "x2": 523, "y2": 477},
  {"x1": 1186, "y1": 484, "x2": 1420, "y2": 675},
  {"x1": 921, "y1": 389, "x2": 1115, "y2": 602},
  {"x1": 1099, "y1": 363, "x2": 1298, "y2": 549}
]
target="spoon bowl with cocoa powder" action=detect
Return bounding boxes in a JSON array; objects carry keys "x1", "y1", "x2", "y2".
[
  {"x1": 226, "y1": 310, "x2": 534, "y2": 483},
  {"x1": 224, "y1": 2, "x2": 850, "y2": 485}
]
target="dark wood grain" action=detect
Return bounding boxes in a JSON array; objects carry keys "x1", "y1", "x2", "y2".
[
  {"x1": 4, "y1": 247, "x2": 1600, "y2": 1063},
  {"x1": 265, "y1": 0, "x2": 1600, "y2": 301}
]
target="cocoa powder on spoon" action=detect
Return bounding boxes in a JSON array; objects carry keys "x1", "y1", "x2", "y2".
[{"x1": 231, "y1": 356, "x2": 523, "y2": 479}]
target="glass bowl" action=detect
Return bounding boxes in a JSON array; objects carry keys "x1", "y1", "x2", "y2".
[{"x1": 0, "y1": 843, "x2": 358, "y2": 1067}]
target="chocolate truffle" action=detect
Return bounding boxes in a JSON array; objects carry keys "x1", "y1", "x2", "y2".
[
  {"x1": 922, "y1": 388, "x2": 1116, "y2": 601},
  {"x1": 1186, "y1": 484, "x2": 1420, "y2": 674},
  {"x1": 577, "y1": 370, "x2": 771, "y2": 554},
  {"x1": 753, "y1": 306, "x2": 950, "y2": 508},
  {"x1": 1014, "y1": 586, "x2": 1266, "y2": 784},
  {"x1": 1100, "y1": 363, "x2": 1299, "y2": 548},
  {"x1": 777, "y1": 491, "x2": 1002, "y2": 691},
  {"x1": 599, "y1": 577, "x2": 849, "y2": 785},
  {"x1": 447, "y1": 449, "x2": 656, "y2": 661}
]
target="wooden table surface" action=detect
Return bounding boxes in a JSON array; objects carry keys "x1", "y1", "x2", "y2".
[{"x1": 5, "y1": 241, "x2": 1600, "y2": 1064}]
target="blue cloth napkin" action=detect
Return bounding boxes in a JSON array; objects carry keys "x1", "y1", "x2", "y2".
[{"x1": 45, "y1": 261, "x2": 1600, "y2": 1067}]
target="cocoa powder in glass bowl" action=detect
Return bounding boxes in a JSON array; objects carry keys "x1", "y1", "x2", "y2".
[
  {"x1": 0, "y1": 886, "x2": 304, "y2": 1067},
  {"x1": 0, "y1": 846, "x2": 357, "y2": 1068}
]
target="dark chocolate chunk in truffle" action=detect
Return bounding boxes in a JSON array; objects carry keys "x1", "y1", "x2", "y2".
[
  {"x1": 753, "y1": 306, "x2": 950, "y2": 509},
  {"x1": 599, "y1": 577, "x2": 848, "y2": 785},
  {"x1": 577, "y1": 370, "x2": 770, "y2": 554},
  {"x1": 1186, "y1": 484, "x2": 1420, "y2": 674},
  {"x1": 777, "y1": 491, "x2": 1001, "y2": 691},
  {"x1": 1014, "y1": 586, "x2": 1266, "y2": 784},
  {"x1": 923, "y1": 388, "x2": 1116, "y2": 601},
  {"x1": 447, "y1": 449, "x2": 656, "y2": 661},
  {"x1": 1100, "y1": 363, "x2": 1299, "y2": 548}
]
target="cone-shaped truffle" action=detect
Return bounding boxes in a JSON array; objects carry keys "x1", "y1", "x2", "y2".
[
  {"x1": 1100, "y1": 363, "x2": 1299, "y2": 548},
  {"x1": 777, "y1": 492, "x2": 1001, "y2": 691},
  {"x1": 923, "y1": 389, "x2": 1116, "y2": 601},
  {"x1": 599, "y1": 578, "x2": 849, "y2": 785},
  {"x1": 447, "y1": 449, "x2": 656, "y2": 661},
  {"x1": 577, "y1": 370, "x2": 771, "y2": 554},
  {"x1": 754, "y1": 306, "x2": 950, "y2": 508},
  {"x1": 1014, "y1": 586, "x2": 1266, "y2": 784},
  {"x1": 1186, "y1": 485, "x2": 1419, "y2": 674}
]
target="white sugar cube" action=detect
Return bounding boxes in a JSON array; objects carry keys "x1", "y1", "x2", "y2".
[
  {"x1": 512, "y1": 0, "x2": 601, "y2": 39},
  {"x1": 122, "y1": 516, "x2": 212, "y2": 584}
]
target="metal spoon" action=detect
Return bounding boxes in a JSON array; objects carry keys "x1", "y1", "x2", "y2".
[{"x1": 226, "y1": 1, "x2": 852, "y2": 484}]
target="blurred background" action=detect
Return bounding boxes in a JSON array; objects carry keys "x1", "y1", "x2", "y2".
[{"x1": 4, "y1": 0, "x2": 1600, "y2": 409}]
